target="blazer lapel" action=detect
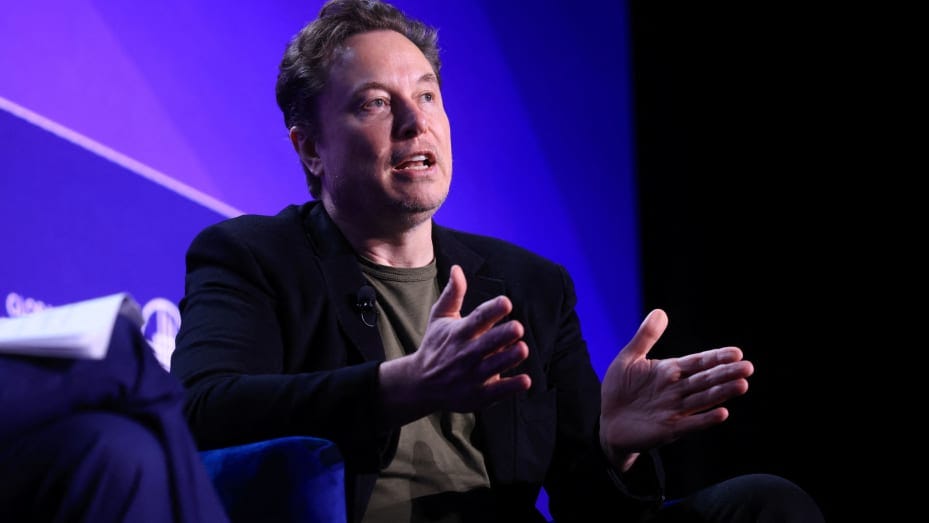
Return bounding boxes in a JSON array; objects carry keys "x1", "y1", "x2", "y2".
[
  {"x1": 434, "y1": 225, "x2": 517, "y2": 482},
  {"x1": 303, "y1": 204, "x2": 384, "y2": 362},
  {"x1": 433, "y1": 225, "x2": 504, "y2": 315}
]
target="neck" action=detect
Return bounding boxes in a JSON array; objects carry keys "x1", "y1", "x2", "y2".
[{"x1": 325, "y1": 202, "x2": 435, "y2": 268}]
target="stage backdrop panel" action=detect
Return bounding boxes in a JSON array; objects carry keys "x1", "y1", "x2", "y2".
[{"x1": 0, "y1": 105, "x2": 229, "y2": 369}]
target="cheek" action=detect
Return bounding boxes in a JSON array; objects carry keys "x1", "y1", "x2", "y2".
[
  {"x1": 321, "y1": 138, "x2": 366, "y2": 176},
  {"x1": 441, "y1": 119, "x2": 453, "y2": 162},
  {"x1": 442, "y1": 113, "x2": 452, "y2": 140},
  {"x1": 346, "y1": 127, "x2": 390, "y2": 163}
]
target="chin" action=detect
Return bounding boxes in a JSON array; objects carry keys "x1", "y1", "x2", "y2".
[
  {"x1": 395, "y1": 189, "x2": 448, "y2": 212},
  {"x1": 392, "y1": 196, "x2": 445, "y2": 222}
]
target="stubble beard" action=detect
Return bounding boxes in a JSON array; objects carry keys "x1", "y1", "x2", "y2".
[
  {"x1": 391, "y1": 189, "x2": 448, "y2": 229},
  {"x1": 390, "y1": 165, "x2": 451, "y2": 228}
]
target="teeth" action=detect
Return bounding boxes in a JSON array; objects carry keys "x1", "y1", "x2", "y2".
[{"x1": 395, "y1": 154, "x2": 432, "y2": 170}]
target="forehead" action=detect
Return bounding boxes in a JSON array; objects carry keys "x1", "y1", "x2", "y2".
[{"x1": 328, "y1": 29, "x2": 434, "y2": 85}]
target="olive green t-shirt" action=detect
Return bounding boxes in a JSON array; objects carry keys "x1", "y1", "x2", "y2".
[{"x1": 359, "y1": 258, "x2": 492, "y2": 523}]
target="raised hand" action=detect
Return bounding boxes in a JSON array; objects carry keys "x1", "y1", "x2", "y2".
[
  {"x1": 599, "y1": 309, "x2": 753, "y2": 471},
  {"x1": 378, "y1": 265, "x2": 531, "y2": 427}
]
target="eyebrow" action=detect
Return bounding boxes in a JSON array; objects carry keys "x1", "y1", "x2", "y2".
[{"x1": 352, "y1": 73, "x2": 439, "y2": 96}]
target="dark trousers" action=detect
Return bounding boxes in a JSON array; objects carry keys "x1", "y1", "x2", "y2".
[
  {"x1": 0, "y1": 315, "x2": 229, "y2": 523},
  {"x1": 652, "y1": 473, "x2": 825, "y2": 523}
]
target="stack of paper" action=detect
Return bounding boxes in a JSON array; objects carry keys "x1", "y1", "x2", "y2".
[{"x1": 0, "y1": 293, "x2": 142, "y2": 360}]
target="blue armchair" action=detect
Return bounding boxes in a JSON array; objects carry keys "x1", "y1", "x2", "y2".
[{"x1": 200, "y1": 436, "x2": 346, "y2": 523}]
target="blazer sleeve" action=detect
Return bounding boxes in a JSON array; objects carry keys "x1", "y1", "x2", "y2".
[{"x1": 170, "y1": 221, "x2": 393, "y2": 472}]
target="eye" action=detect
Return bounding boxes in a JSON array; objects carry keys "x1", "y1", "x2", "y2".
[
  {"x1": 362, "y1": 98, "x2": 389, "y2": 112},
  {"x1": 422, "y1": 92, "x2": 435, "y2": 103}
]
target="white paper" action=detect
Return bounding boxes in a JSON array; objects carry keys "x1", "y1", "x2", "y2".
[{"x1": 0, "y1": 292, "x2": 143, "y2": 359}]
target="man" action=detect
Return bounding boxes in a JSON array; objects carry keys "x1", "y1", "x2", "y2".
[{"x1": 171, "y1": 1, "x2": 824, "y2": 521}]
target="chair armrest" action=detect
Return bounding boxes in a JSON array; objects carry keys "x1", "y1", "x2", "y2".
[{"x1": 200, "y1": 436, "x2": 346, "y2": 523}]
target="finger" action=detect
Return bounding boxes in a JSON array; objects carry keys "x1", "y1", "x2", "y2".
[
  {"x1": 676, "y1": 349, "x2": 726, "y2": 374},
  {"x1": 469, "y1": 318, "x2": 523, "y2": 355},
  {"x1": 430, "y1": 265, "x2": 467, "y2": 320},
  {"x1": 478, "y1": 340, "x2": 529, "y2": 377},
  {"x1": 480, "y1": 373, "x2": 532, "y2": 406},
  {"x1": 676, "y1": 346, "x2": 745, "y2": 377},
  {"x1": 673, "y1": 406, "x2": 730, "y2": 435},
  {"x1": 617, "y1": 308, "x2": 668, "y2": 364},
  {"x1": 457, "y1": 295, "x2": 514, "y2": 341},
  {"x1": 681, "y1": 377, "x2": 750, "y2": 414},
  {"x1": 453, "y1": 313, "x2": 521, "y2": 366},
  {"x1": 683, "y1": 360, "x2": 754, "y2": 393}
]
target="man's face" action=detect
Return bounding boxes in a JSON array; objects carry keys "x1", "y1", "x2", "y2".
[{"x1": 305, "y1": 29, "x2": 452, "y2": 230}]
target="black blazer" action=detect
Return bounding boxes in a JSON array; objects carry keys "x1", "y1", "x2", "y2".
[{"x1": 172, "y1": 201, "x2": 663, "y2": 522}]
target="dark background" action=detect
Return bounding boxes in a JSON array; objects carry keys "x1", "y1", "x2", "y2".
[{"x1": 626, "y1": 3, "x2": 869, "y2": 520}]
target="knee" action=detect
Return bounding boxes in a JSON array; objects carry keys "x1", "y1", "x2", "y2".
[
  {"x1": 723, "y1": 473, "x2": 824, "y2": 523},
  {"x1": 1, "y1": 412, "x2": 172, "y2": 521},
  {"x1": 75, "y1": 412, "x2": 169, "y2": 490}
]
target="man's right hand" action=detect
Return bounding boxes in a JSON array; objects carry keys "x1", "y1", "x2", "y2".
[{"x1": 377, "y1": 264, "x2": 531, "y2": 428}]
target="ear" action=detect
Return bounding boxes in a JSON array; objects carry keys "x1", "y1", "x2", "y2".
[{"x1": 289, "y1": 126, "x2": 324, "y2": 177}]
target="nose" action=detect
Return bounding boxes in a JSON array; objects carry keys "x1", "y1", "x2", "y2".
[{"x1": 394, "y1": 102, "x2": 427, "y2": 140}]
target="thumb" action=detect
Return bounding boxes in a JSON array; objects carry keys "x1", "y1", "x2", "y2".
[
  {"x1": 617, "y1": 308, "x2": 668, "y2": 363},
  {"x1": 430, "y1": 264, "x2": 467, "y2": 320}
]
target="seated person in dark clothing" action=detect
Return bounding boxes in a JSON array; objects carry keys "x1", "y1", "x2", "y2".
[{"x1": 0, "y1": 313, "x2": 229, "y2": 523}]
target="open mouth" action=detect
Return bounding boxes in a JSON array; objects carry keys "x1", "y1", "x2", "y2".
[{"x1": 393, "y1": 153, "x2": 435, "y2": 171}]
